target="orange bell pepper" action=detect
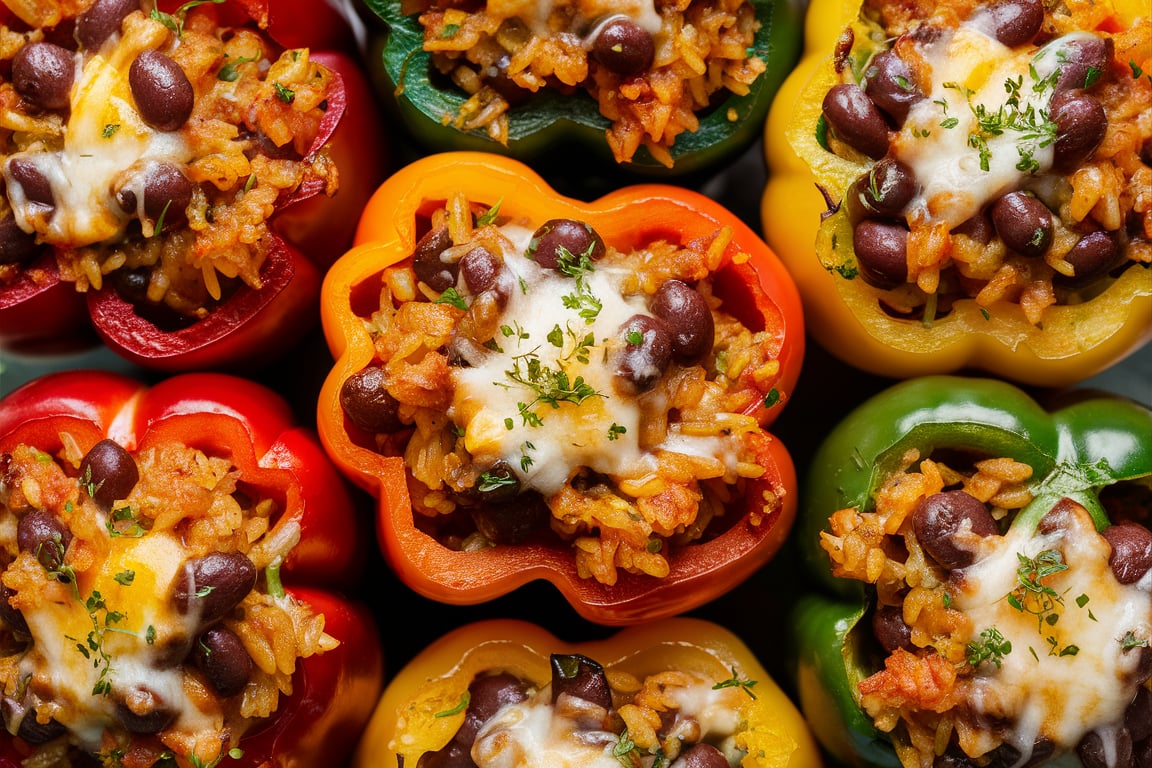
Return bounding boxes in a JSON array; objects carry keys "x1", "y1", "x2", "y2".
[
  {"x1": 761, "y1": 0, "x2": 1152, "y2": 387},
  {"x1": 318, "y1": 152, "x2": 804, "y2": 625}
]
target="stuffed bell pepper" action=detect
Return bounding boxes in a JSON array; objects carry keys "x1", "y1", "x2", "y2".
[
  {"x1": 0, "y1": 0, "x2": 387, "y2": 369},
  {"x1": 363, "y1": 0, "x2": 802, "y2": 174},
  {"x1": 792, "y1": 376, "x2": 1152, "y2": 768},
  {"x1": 318, "y1": 151, "x2": 803, "y2": 625},
  {"x1": 0, "y1": 369, "x2": 382, "y2": 768},
  {"x1": 762, "y1": 0, "x2": 1151, "y2": 386},
  {"x1": 354, "y1": 617, "x2": 822, "y2": 768}
]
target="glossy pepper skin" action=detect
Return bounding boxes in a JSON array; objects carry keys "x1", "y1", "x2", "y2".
[
  {"x1": 362, "y1": 0, "x2": 803, "y2": 176},
  {"x1": 760, "y1": 0, "x2": 1152, "y2": 387},
  {"x1": 0, "y1": 0, "x2": 388, "y2": 371},
  {"x1": 789, "y1": 375, "x2": 1152, "y2": 767},
  {"x1": 353, "y1": 617, "x2": 823, "y2": 768},
  {"x1": 0, "y1": 369, "x2": 383, "y2": 768},
  {"x1": 318, "y1": 151, "x2": 804, "y2": 625}
]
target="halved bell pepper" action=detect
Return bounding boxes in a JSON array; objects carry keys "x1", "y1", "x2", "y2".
[
  {"x1": 318, "y1": 151, "x2": 804, "y2": 625},
  {"x1": 761, "y1": 0, "x2": 1152, "y2": 387},
  {"x1": 0, "y1": 369, "x2": 382, "y2": 768},
  {"x1": 0, "y1": 0, "x2": 388, "y2": 370},
  {"x1": 790, "y1": 375, "x2": 1152, "y2": 767},
  {"x1": 363, "y1": 0, "x2": 802, "y2": 175},
  {"x1": 353, "y1": 617, "x2": 823, "y2": 768}
]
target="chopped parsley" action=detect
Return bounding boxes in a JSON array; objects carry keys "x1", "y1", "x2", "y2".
[
  {"x1": 712, "y1": 667, "x2": 758, "y2": 699},
  {"x1": 967, "y1": 626, "x2": 1012, "y2": 668},
  {"x1": 151, "y1": 0, "x2": 226, "y2": 39},
  {"x1": 434, "y1": 692, "x2": 470, "y2": 717},
  {"x1": 435, "y1": 287, "x2": 469, "y2": 311}
]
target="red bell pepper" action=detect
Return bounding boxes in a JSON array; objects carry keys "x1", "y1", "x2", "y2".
[
  {"x1": 318, "y1": 152, "x2": 804, "y2": 625},
  {"x1": 0, "y1": 0, "x2": 387, "y2": 370},
  {"x1": 0, "y1": 369, "x2": 382, "y2": 768}
]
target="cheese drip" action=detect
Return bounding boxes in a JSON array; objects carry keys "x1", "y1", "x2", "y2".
[
  {"x1": 471, "y1": 679, "x2": 744, "y2": 767},
  {"x1": 893, "y1": 28, "x2": 1091, "y2": 229},
  {"x1": 953, "y1": 501, "x2": 1152, "y2": 758},
  {"x1": 18, "y1": 531, "x2": 215, "y2": 751}
]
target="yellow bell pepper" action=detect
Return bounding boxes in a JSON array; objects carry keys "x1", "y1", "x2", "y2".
[{"x1": 761, "y1": 0, "x2": 1152, "y2": 387}]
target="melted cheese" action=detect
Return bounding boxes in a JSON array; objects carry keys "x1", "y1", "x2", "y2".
[
  {"x1": 3, "y1": 23, "x2": 192, "y2": 247},
  {"x1": 953, "y1": 502, "x2": 1152, "y2": 756},
  {"x1": 19, "y1": 530, "x2": 211, "y2": 751},
  {"x1": 484, "y1": 0, "x2": 662, "y2": 36},
  {"x1": 470, "y1": 681, "x2": 742, "y2": 767},
  {"x1": 893, "y1": 27, "x2": 1079, "y2": 229},
  {"x1": 451, "y1": 227, "x2": 656, "y2": 495}
]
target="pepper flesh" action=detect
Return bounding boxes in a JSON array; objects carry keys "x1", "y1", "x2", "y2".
[
  {"x1": 364, "y1": 0, "x2": 802, "y2": 175},
  {"x1": 353, "y1": 617, "x2": 823, "y2": 768},
  {"x1": 761, "y1": 0, "x2": 1152, "y2": 386},
  {"x1": 318, "y1": 151, "x2": 804, "y2": 625},
  {"x1": 0, "y1": 370, "x2": 382, "y2": 768},
  {"x1": 791, "y1": 375, "x2": 1152, "y2": 767},
  {"x1": 0, "y1": 0, "x2": 387, "y2": 370}
]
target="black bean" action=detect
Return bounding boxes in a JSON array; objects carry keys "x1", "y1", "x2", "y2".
[
  {"x1": 472, "y1": 460, "x2": 521, "y2": 503},
  {"x1": 529, "y1": 219, "x2": 606, "y2": 270},
  {"x1": 1050, "y1": 91, "x2": 1107, "y2": 172},
  {"x1": 1133, "y1": 738, "x2": 1151, "y2": 768},
  {"x1": 194, "y1": 625, "x2": 253, "y2": 698},
  {"x1": 864, "y1": 50, "x2": 923, "y2": 124},
  {"x1": 1, "y1": 699, "x2": 66, "y2": 744},
  {"x1": 550, "y1": 653, "x2": 611, "y2": 709},
  {"x1": 650, "y1": 280, "x2": 714, "y2": 362},
  {"x1": 950, "y1": 211, "x2": 994, "y2": 244},
  {"x1": 978, "y1": 0, "x2": 1044, "y2": 47},
  {"x1": 471, "y1": 491, "x2": 549, "y2": 545},
  {"x1": 459, "y1": 246, "x2": 502, "y2": 294},
  {"x1": 484, "y1": 54, "x2": 531, "y2": 107},
  {"x1": 340, "y1": 365, "x2": 404, "y2": 434},
  {"x1": 412, "y1": 225, "x2": 457, "y2": 292},
  {"x1": 591, "y1": 17, "x2": 655, "y2": 77},
  {"x1": 987, "y1": 738, "x2": 1056, "y2": 768},
  {"x1": 7, "y1": 158, "x2": 55, "y2": 208},
  {"x1": 853, "y1": 219, "x2": 909, "y2": 289},
  {"x1": 417, "y1": 744, "x2": 473, "y2": 768},
  {"x1": 822, "y1": 83, "x2": 890, "y2": 160},
  {"x1": 456, "y1": 672, "x2": 528, "y2": 745},
  {"x1": 1054, "y1": 36, "x2": 1113, "y2": 92},
  {"x1": 140, "y1": 162, "x2": 194, "y2": 230},
  {"x1": 912, "y1": 490, "x2": 999, "y2": 569},
  {"x1": 0, "y1": 580, "x2": 27, "y2": 634},
  {"x1": 1129, "y1": 687, "x2": 1152, "y2": 742},
  {"x1": 116, "y1": 685, "x2": 175, "y2": 733},
  {"x1": 872, "y1": 604, "x2": 913, "y2": 652},
  {"x1": 846, "y1": 159, "x2": 918, "y2": 220},
  {"x1": 990, "y1": 192, "x2": 1053, "y2": 258},
  {"x1": 614, "y1": 314, "x2": 673, "y2": 394},
  {"x1": 172, "y1": 552, "x2": 257, "y2": 626},
  {"x1": 934, "y1": 749, "x2": 979, "y2": 768},
  {"x1": 1058, "y1": 231, "x2": 1119, "y2": 287},
  {"x1": 1078, "y1": 729, "x2": 1133, "y2": 768},
  {"x1": 671, "y1": 743, "x2": 729, "y2": 768},
  {"x1": 76, "y1": 0, "x2": 140, "y2": 50},
  {"x1": 17, "y1": 510, "x2": 71, "y2": 572},
  {"x1": 0, "y1": 215, "x2": 40, "y2": 265},
  {"x1": 80, "y1": 438, "x2": 139, "y2": 509},
  {"x1": 12, "y1": 42, "x2": 75, "y2": 112},
  {"x1": 1102, "y1": 522, "x2": 1152, "y2": 585},
  {"x1": 129, "y1": 50, "x2": 194, "y2": 132}
]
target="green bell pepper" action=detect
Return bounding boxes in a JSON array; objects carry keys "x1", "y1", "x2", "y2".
[
  {"x1": 791, "y1": 376, "x2": 1152, "y2": 768},
  {"x1": 362, "y1": 0, "x2": 803, "y2": 175}
]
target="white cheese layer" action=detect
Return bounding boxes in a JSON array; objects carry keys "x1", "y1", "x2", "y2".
[
  {"x1": 19, "y1": 531, "x2": 214, "y2": 751},
  {"x1": 894, "y1": 28, "x2": 1075, "y2": 229},
  {"x1": 3, "y1": 35, "x2": 193, "y2": 247},
  {"x1": 484, "y1": 0, "x2": 662, "y2": 36},
  {"x1": 449, "y1": 226, "x2": 744, "y2": 497},
  {"x1": 953, "y1": 502, "x2": 1152, "y2": 756},
  {"x1": 470, "y1": 680, "x2": 742, "y2": 767},
  {"x1": 451, "y1": 226, "x2": 654, "y2": 496}
]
